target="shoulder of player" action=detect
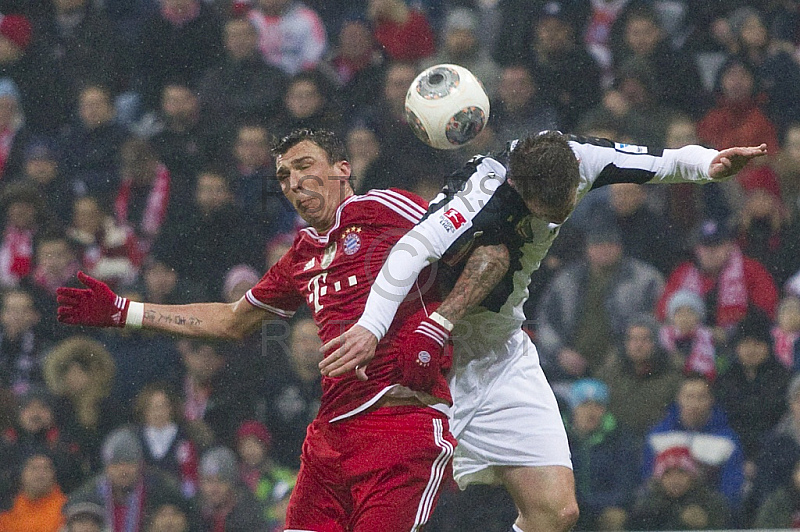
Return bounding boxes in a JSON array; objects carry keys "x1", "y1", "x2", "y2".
[{"x1": 340, "y1": 189, "x2": 428, "y2": 225}]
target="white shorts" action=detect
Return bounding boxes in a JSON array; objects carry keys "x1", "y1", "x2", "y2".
[{"x1": 449, "y1": 329, "x2": 572, "y2": 489}]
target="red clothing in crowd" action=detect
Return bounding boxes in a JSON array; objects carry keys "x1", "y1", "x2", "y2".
[
  {"x1": 373, "y1": 9, "x2": 435, "y2": 62},
  {"x1": 697, "y1": 97, "x2": 780, "y2": 155}
]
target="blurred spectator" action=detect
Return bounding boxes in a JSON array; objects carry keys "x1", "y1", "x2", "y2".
[
  {"x1": 0, "y1": 451, "x2": 66, "y2": 532},
  {"x1": 198, "y1": 445, "x2": 266, "y2": 531},
  {"x1": 359, "y1": 61, "x2": 448, "y2": 188},
  {"x1": 490, "y1": 65, "x2": 558, "y2": 142},
  {"x1": 257, "y1": 317, "x2": 321, "y2": 468},
  {"x1": 319, "y1": 17, "x2": 385, "y2": 113},
  {"x1": 32, "y1": 0, "x2": 127, "y2": 112},
  {"x1": 642, "y1": 374, "x2": 746, "y2": 511},
  {"x1": 725, "y1": 7, "x2": 800, "y2": 136},
  {"x1": 148, "y1": 82, "x2": 212, "y2": 208},
  {"x1": 773, "y1": 294, "x2": 800, "y2": 371},
  {"x1": 29, "y1": 232, "x2": 79, "y2": 337},
  {"x1": 271, "y1": 70, "x2": 343, "y2": 136},
  {"x1": 659, "y1": 290, "x2": 717, "y2": 381},
  {"x1": 527, "y1": 1, "x2": 601, "y2": 131},
  {"x1": 535, "y1": 222, "x2": 665, "y2": 383},
  {"x1": 597, "y1": 314, "x2": 682, "y2": 439},
  {"x1": 62, "y1": 501, "x2": 106, "y2": 532},
  {"x1": 0, "y1": 77, "x2": 27, "y2": 181},
  {"x1": 145, "y1": 503, "x2": 191, "y2": 532},
  {"x1": 247, "y1": 0, "x2": 327, "y2": 76},
  {"x1": 367, "y1": 0, "x2": 434, "y2": 62},
  {"x1": 0, "y1": 288, "x2": 47, "y2": 394},
  {"x1": 153, "y1": 169, "x2": 256, "y2": 299},
  {"x1": 656, "y1": 218, "x2": 779, "y2": 343},
  {"x1": 345, "y1": 123, "x2": 393, "y2": 194},
  {"x1": 662, "y1": 114, "x2": 732, "y2": 234},
  {"x1": 750, "y1": 373, "x2": 800, "y2": 515},
  {"x1": 16, "y1": 137, "x2": 75, "y2": 225},
  {"x1": 734, "y1": 164, "x2": 799, "y2": 287},
  {"x1": 0, "y1": 386, "x2": 84, "y2": 500},
  {"x1": 176, "y1": 339, "x2": 254, "y2": 450},
  {"x1": 697, "y1": 57, "x2": 780, "y2": 154},
  {"x1": 774, "y1": 122, "x2": 800, "y2": 218},
  {"x1": 564, "y1": 378, "x2": 637, "y2": 531},
  {"x1": 583, "y1": 0, "x2": 629, "y2": 85},
  {"x1": 67, "y1": 196, "x2": 139, "y2": 289},
  {"x1": 197, "y1": 17, "x2": 288, "y2": 144},
  {"x1": 423, "y1": 7, "x2": 499, "y2": 98},
  {"x1": 132, "y1": 382, "x2": 199, "y2": 498},
  {"x1": 628, "y1": 445, "x2": 730, "y2": 530},
  {"x1": 0, "y1": 13, "x2": 66, "y2": 135},
  {"x1": 0, "y1": 182, "x2": 49, "y2": 286},
  {"x1": 605, "y1": 182, "x2": 682, "y2": 276},
  {"x1": 579, "y1": 58, "x2": 675, "y2": 147},
  {"x1": 222, "y1": 265, "x2": 259, "y2": 304},
  {"x1": 66, "y1": 427, "x2": 197, "y2": 532},
  {"x1": 714, "y1": 308, "x2": 791, "y2": 461},
  {"x1": 754, "y1": 458, "x2": 800, "y2": 529},
  {"x1": 235, "y1": 420, "x2": 296, "y2": 525},
  {"x1": 43, "y1": 335, "x2": 119, "y2": 473},
  {"x1": 611, "y1": 4, "x2": 708, "y2": 119},
  {"x1": 134, "y1": 0, "x2": 224, "y2": 112},
  {"x1": 59, "y1": 85, "x2": 129, "y2": 201},
  {"x1": 133, "y1": 254, "x2": 204, "y2": 305}
]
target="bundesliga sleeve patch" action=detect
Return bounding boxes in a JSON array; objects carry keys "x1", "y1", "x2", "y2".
[
  {"x1": 614, "y1": 142, "x2": 648, "y2": 154},
  {"x1": 438, "y1": 208, "x2": 467, "y2": 233}
]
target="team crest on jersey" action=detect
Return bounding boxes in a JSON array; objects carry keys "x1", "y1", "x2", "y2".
[
  {"x1": 341, "y1": 226, "x2": 362, "y2": 256},
  {"x1": 320, "y1": 243, "x2": 337, "y2": 269}
]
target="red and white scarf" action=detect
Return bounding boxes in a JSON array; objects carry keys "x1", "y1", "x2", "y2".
[
  {"x1": 0, "y1": 227, "x2": 32, "y2": 286},
  {"x1": 114, "y1": 163, "x2": 171, "y2": 239},
  {"x1": 773, "y1": 326, "x2": 800, "y2": 369},
  {"x1": 660, "y1": 325, "x2": 717, "y2": 381},
  {"x1": 677, "y1": 247, "x2": 748, "y2": 327}
]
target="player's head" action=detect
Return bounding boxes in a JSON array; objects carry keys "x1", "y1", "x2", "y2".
[
  {"x1": 273, "y1": 128, "x2": 352, "y2": 232},
  {"x1": 508, "y1": 131, "x2": 580, "y2": 224}
]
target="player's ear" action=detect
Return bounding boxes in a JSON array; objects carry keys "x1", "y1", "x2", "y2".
[{"x1": 335, "y1": 159, "x2": 351, "y2": 179}]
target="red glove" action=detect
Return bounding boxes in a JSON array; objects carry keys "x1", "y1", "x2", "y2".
[
  {"x1": 399, "y1": 312, "x2": 453, "y2": 392},
  {"x1": 56, "y1": 271, "x2": 130, "y2": 327}
]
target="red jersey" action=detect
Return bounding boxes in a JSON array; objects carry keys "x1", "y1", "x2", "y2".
[{"x1": 246, "y1": 189, "x2": 450, "y2": 422}]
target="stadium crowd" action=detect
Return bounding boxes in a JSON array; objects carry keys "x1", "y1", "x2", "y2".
[{"x1": 0, "y1": 0, "x2": 797, "y2": 529}]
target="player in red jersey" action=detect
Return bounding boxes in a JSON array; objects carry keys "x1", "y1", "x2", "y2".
[{"x1": 55, "y1": 129, "x2": 456, "y2": 531}]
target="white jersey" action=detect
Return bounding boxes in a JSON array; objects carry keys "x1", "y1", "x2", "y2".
[
  {"x1": 358, "y1": 135, "x2": 718, "y2": 357},
  {"x1": 356, "y1": 135, "x2": 719, "y2": 486}
]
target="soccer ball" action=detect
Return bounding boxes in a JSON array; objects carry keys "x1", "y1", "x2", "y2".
[{"x1": 405, "y1": 64, "x2": 490, "y2": 150}]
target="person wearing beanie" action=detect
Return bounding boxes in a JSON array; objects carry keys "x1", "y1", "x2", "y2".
[
  {"x1": 67, "y1": 426, "x2": 197, "y2": 532},
  {"x1": 659, "y1": 289, "x2": 717, "y2": 381},
  {"x1": 629, "y1": 445, "x2": 730, "y2": 530},
  {"x1": 563, "y1": 379, "x2": 638, "y2": 531},
  {"x1": 715, "y1": 308, "x2": 792, "y2": 460},
  {"x1": 235, "y1": 419, "x2": 297, "y2": 525},
  {"x1": 199, "y1": 445, "x2": 266, "y2": 531}
]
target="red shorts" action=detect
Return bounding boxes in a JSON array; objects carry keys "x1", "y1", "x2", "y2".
[{"x1": 285, "y1": 405, "x2": 456, "y2": 532}]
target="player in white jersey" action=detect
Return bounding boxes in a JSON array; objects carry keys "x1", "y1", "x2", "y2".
[{"x1": 320, "y1": 131, "x2": 767, "y2": 531}]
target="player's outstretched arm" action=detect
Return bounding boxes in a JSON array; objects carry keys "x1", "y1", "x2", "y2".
[
  {"x1": 57, "y1": 271, "x2": 270, "y2": 340},
  {"x1": 708, "y1": 144, "x2": 767, "y2": 180},
  {"x1": 321, "y1": 243, "x2": 510, "y2": 379}
]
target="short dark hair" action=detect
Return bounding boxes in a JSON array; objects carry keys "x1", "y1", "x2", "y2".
[
  {"x1": 508, "y1": 131, "x2": 580, "y2": 209},
  {"x1": 272, "y1": 128, "x2": 348, "y2": 165}
]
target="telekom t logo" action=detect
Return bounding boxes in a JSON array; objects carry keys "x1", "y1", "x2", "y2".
[{"x1": 443, "y1": 208, "x2": 466, "y2": 230}]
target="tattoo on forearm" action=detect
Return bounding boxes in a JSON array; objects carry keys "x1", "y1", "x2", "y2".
[
  {"x1": 438, "y1": 244, "x2": 510, "y2": 323},
  {"x1": 143, "y1": 310, "x2": 202, "y2": 328}
]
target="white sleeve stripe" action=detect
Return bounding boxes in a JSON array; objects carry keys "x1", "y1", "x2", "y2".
[
  {"x1": 416, "y1": 328, "x2": 445, "y2": 346},
  {"x1": 244, "y1": 290, "x2": 295, "y2": 317},
  {"x1": 372, "y1": 189, "x2": 427, "y2": 216},
  {"x1": 417, "y1": 322, "x2": 449, "y2": 341},
  {"x1": 366, "y1": 190, "x2": 426, "y2": 220},
  {"x1": 351, "y1": 196, "x2": 421, "y2": 223}
]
